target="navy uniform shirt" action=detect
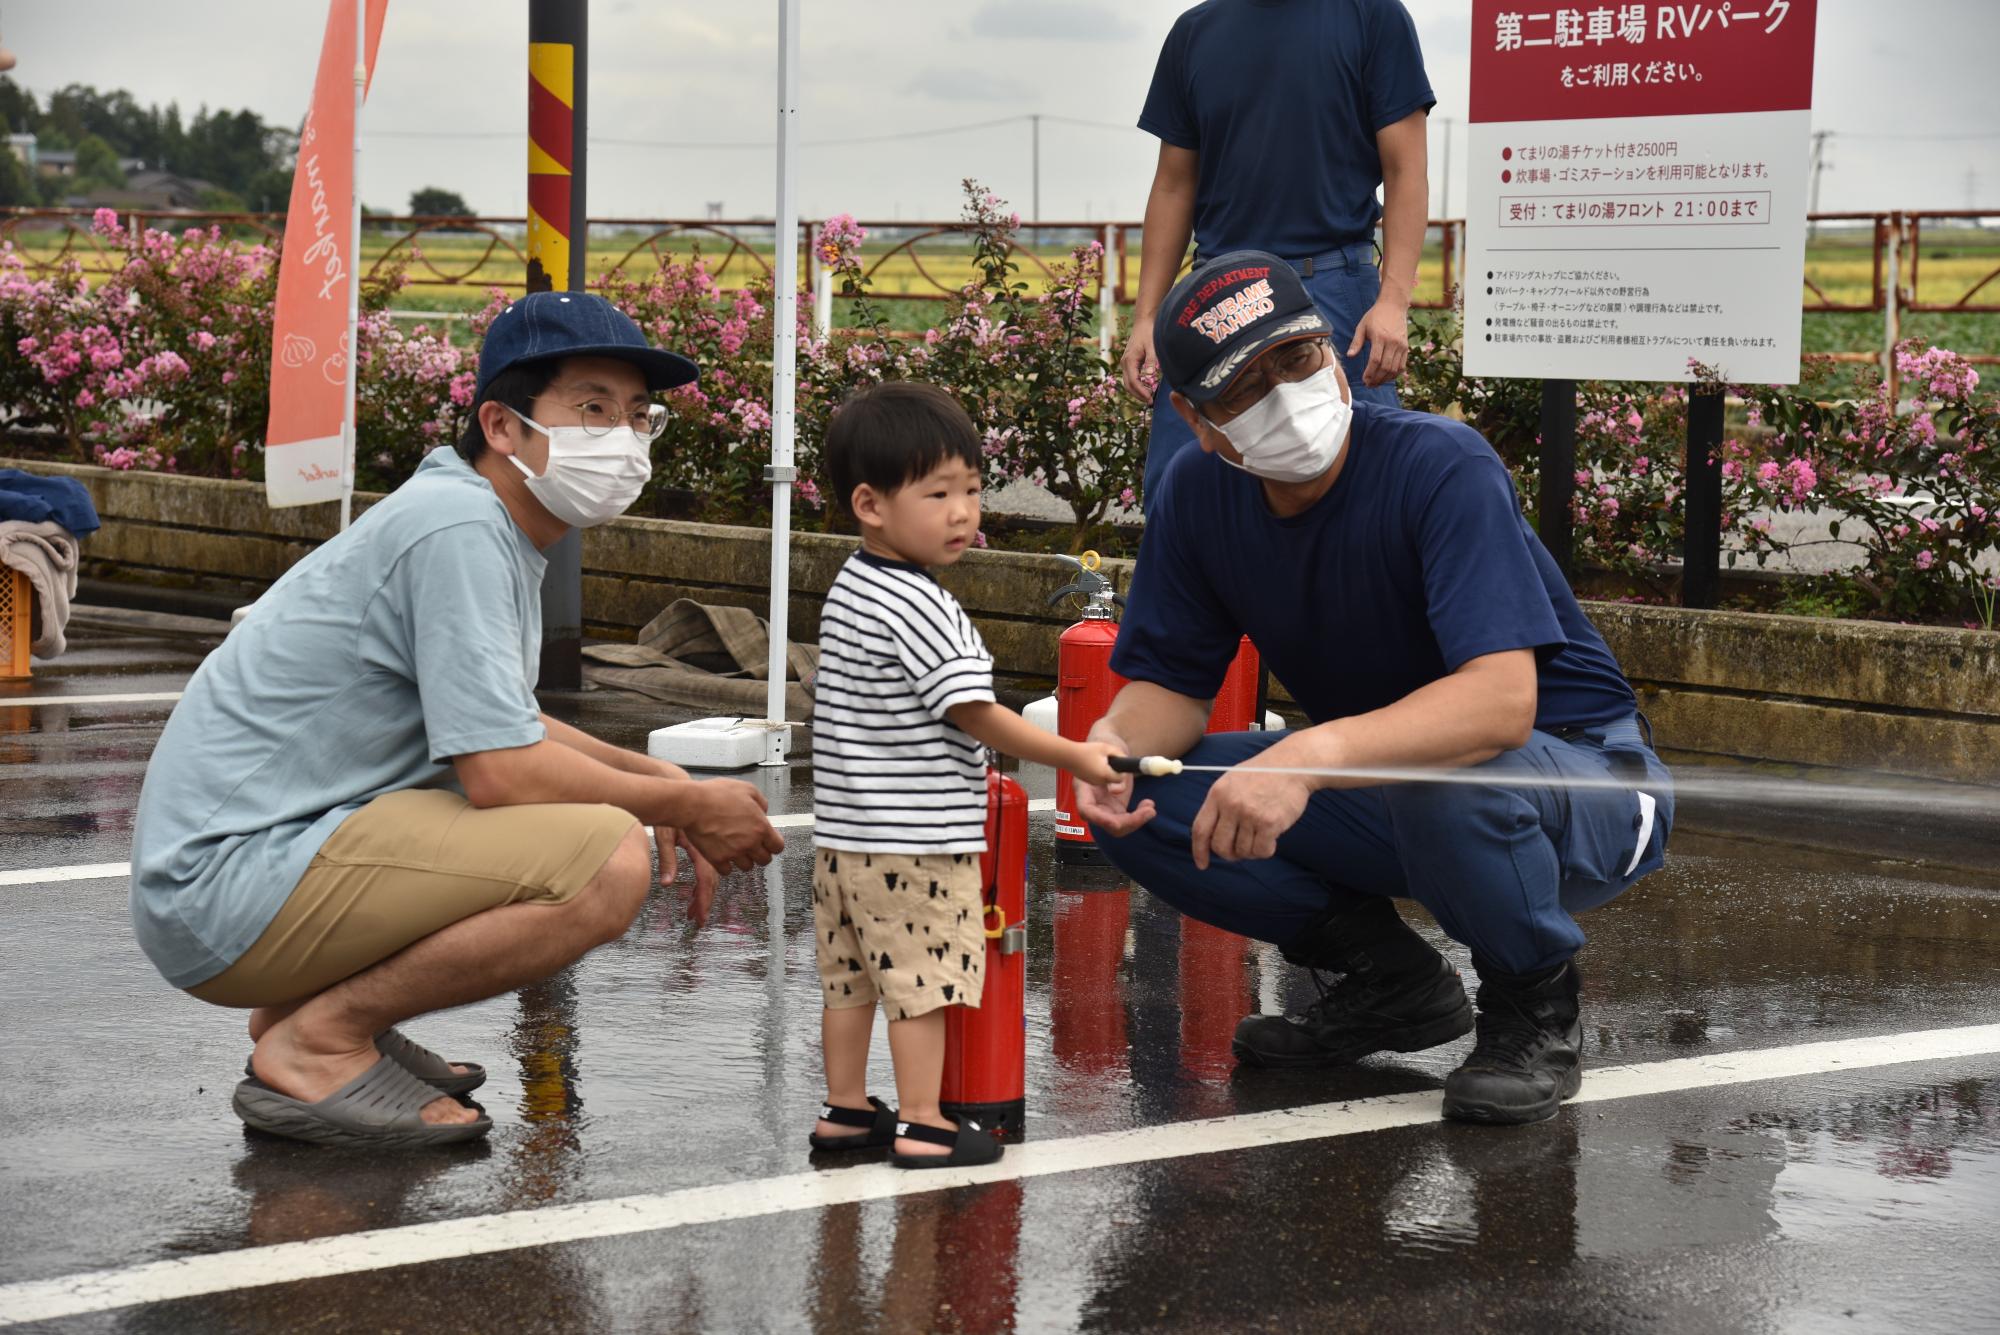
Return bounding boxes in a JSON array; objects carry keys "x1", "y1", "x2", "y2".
[
  {"x1": 1139, "y1": 0, "x2": 1435, "y2": 258},
  {"x1": 1112, "y1": 403, "x2": 1638, "y2": 732}
]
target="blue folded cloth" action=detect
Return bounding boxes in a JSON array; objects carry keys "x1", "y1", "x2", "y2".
[{"x1": 0, "y1": 469, "x2": 101, "y2": 537}]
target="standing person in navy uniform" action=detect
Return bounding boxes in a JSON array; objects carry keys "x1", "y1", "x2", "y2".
[
  {"x1": 1120, "y1": 0, "x2": 1434, "y2": 507},
  {"x1": 1078, "y1": 256, "x2": 1674, "y2": 1125}
]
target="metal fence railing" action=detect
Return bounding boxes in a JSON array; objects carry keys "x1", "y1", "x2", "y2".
[{"x1": 4, "y1": 206, "x2": 1994, "y2": 380}]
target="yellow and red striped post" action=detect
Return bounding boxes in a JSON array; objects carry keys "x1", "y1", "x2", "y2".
[
  {"x1": 526, "y1": 11, "x2": 583, "y2": 294},
  {"x1": 526, "y1": 0, "x2": 586, "y2": 685}
]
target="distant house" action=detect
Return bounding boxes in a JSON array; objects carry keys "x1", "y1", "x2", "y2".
[
  {"x1": 5, "y1": 132, "x2": 35, "y2": 169},
  {"x1": 34, "y1": 147, "x2": 146, "y2": 181},
  {"x1": 64, "y1": 170, "x2": 221, "y2": 212}
]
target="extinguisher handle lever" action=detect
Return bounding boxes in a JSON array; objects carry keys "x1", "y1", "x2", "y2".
[{"x1": 1048, "y1": 582, "x2": 1088, "y2": 607}]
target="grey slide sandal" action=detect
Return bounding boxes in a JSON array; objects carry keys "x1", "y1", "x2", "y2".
[
  {"x1": 374, "y1": 1027, "x2": 487, "y2": 1096},
  {"x1": 233, "y1": 1055, "x2": 492, "y2": 1148},
  {"x1": 245, "y1": 1027, "x2": 486, "y2": 1097}
]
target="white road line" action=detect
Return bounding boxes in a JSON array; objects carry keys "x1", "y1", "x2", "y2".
[
  {"x1": 0, "y1": 862, "x2": 132, "y2": 887},
  {"x1": 0, "y1": 801, "x2": 1058, "y2": 886},
  {"x1": 1, "y1": 1022, "x2": 1995, "y2": 1326},
  {"x1": 0, "y1": 691, "x2": 183, "y2": 708}
]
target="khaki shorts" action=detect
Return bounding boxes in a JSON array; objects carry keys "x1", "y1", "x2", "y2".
[
  {"x1": 189, "y1": 788, "x2": 637, "y2": 1009},
  {"x1": 813, "y1": 847, "x2": 986, "y2": 1021}
]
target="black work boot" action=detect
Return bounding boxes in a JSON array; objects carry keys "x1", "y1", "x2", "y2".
[
  {"x1": 1231, "y1": 901, "x2": 1474, "y2": 1069},
  {"x1": 1442, "y1": 959, "x2": 1584, "y2": 1125}
]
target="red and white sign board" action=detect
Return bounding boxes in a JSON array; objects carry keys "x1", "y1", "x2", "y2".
[{"x1": 1463, "y1": 1, "x2": 1817, "y2": 384}]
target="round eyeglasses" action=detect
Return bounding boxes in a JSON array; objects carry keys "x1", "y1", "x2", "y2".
[{"x1": 562, "y1": 396, "x2": 671, "y2": 443}]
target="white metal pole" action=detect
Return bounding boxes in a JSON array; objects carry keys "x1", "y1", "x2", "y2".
[
  {"x1": 1438, "y1": 116, "x2": 1453, "y2": 220},
  {"x1": 1098, "y1": 223, "x2": 1116, "y2": 359},
  {"x1": 341, "y1": 0, "x2": 364, "y2": 532},
  {"x1": 1883, "y1": 215, "x2": 1900, "y2": 392},
  {"x1": 762, "y1": 0, "x2": 801, "y2": 766}
]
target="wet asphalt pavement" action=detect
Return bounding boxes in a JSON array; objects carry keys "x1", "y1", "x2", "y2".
[{"x1": 2, "y1": 617, "x2": 1997, "y2": 1333}]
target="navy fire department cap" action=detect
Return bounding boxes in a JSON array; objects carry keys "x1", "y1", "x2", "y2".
[
  {"x1": 474, "y1": 290, "x2": 699, "y2": 402},
  {"x1": 1153, "y1": 251, "x2": 1330, "y2": 405}
]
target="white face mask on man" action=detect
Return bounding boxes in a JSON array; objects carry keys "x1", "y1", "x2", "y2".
[
  {"x1": 505, "y1": 406, "x2": 653, "y2": 528},
  {"x1": 1213, "y1": 364, "x2": 1353, "y2": 484}
]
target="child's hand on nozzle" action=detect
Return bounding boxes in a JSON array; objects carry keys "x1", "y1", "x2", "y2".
[{"x1": 1066, "y1": 740, "x2": 1127, "y2": 789}]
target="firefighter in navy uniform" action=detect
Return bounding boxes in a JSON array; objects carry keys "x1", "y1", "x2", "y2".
[{"x1": 1075, "y1": 255, "x2": 1674, "y2": 1125}]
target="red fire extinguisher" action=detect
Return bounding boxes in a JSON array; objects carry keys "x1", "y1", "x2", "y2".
[
  {"x1": 941, "y1": 766, "x2": 1029, "y2": 1141},
  {"x1": 1050, "y1": 553, "x2": 1127, "y2": 863},
  {"x1": 1050, "y1": 552, "x2": 1266, "y2": 862},
  {"x1": 1209, "y1": 637, "x2": 1263, "y2": 734}
]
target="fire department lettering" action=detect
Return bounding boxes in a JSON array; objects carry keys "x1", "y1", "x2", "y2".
[{"x1": 1190, "y1": 280, "x2": 1276, "y2": 344}]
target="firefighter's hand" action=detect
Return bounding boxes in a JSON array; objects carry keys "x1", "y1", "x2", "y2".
[
  {"x1": 1065, "y1": 740, "x2": 1126, "y2": 790},
  {"x1": 1120, "y1": 321, "x2": 1161, "y2": 404},
  {"x1": 1348, "y1": 297, "x2": 1410, "y2": 388},
  {"x1": 1189, "y1": 765, "x2": 1313, "y2": 871},
  {"x1": 1073, "y1": 728, "x2": 1157, "y2": 837}
]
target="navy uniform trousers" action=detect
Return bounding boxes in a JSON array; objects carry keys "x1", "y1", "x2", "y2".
[{"x1": 1091, "y1": 716, "x2": 1673, "y2": 975}]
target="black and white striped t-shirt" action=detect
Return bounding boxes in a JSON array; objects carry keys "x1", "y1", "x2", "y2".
[{"x1": 812, "y1": 551, "x2": 995, "y2": 853}]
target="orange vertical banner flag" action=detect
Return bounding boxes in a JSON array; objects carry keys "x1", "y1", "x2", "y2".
[{"x1": 265, "y1": 0, "x2": 387, "y2": 508}]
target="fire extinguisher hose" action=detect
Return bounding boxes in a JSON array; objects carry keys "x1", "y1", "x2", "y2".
[{"x1": 982, "y1": 765, "x2": 1005, "y2": 932}]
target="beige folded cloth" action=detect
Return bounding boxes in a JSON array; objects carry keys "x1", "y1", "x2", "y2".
[
  {"x1": 581, "y1": 598, "x2": 817, "y2": 720},
  {"x1": 0, "y1": 519, "x2": 80, "y2": 658}
]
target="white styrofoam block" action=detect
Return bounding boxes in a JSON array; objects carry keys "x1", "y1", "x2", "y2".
[
  {"x1": 1022, "y1": 694, "x2": 1279, "y2": 738},
  {"x1": 648, "y1": 717, "x2": 787, "y2": 771}
]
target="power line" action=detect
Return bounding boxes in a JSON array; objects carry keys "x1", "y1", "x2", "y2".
[
  {"x1": 1039, "y1": 114, "x2": 1133, "y2": 132},
  {"x1": 362, "y1": 113, "x2": 1047, "y2": 150}
]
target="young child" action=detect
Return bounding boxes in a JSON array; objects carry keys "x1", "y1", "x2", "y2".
[{"x1": 808, "y1": 381, "x2": 1122, "y2": 1170}]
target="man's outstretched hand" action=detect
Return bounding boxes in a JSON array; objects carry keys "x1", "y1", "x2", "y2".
[{"x1": 681, "y1": 779, "x2": 784, "y2": 877}]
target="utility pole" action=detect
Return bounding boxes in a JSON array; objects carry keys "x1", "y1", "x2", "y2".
[
  {"x1": 1808, "y1": 129, "x2": 1831, "y2": 240},
  {"x1": 1031, "y1": 113, "x2": 1041, "y2": 222},
  {"x1": 528, "y1": 0, "x2": 588, "y2": 690}
]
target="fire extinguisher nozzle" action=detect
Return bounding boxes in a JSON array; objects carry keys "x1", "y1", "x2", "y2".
[{"x1": 1110, "y1": 755, "x2": 1183, "y2": 777}]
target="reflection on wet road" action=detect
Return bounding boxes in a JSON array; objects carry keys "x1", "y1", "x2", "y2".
[{"x1": 0, "y1": 624, "x2": 1995, "y2": 1332}]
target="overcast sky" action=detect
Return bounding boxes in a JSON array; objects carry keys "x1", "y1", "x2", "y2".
[{"x1": 4, "y1": 0, "x2": 1996, "y2": 223}]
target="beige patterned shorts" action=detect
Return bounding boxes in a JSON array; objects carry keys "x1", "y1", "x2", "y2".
[{"x1": 813, "y1": 847, "x2": 986, "y2": 1020}]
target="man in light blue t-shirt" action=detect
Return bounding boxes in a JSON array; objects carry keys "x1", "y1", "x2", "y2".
[{"x1": 132, "y1": 292, "x2": 784, "y2": 1147}]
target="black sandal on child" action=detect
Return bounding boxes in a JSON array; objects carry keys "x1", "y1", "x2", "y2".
[
  {"x1": 807, "y1": 1095, "x2": 898, "y2": 1151},
  {"x1": 889, "y1": 1117, "x2": 1004, "y2": 1170}
]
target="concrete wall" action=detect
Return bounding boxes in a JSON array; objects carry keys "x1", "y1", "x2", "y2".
[
  {"x1": 1591, "y1": 604, "x2": 1998, "y2": 785},
  {"x1": 13, "y1": 457, "x2": 1996, "y2": 786}
]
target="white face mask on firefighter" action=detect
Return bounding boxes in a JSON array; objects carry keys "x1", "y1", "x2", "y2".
[
  {"x1": 1212, "y1": 365, "x2": 1352, "y2": 484},
  {"x1": 504, "y1": 406, "x2": 653, "y2": 528}
]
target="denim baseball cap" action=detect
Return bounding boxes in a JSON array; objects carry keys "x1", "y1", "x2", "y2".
[
  {"x1": 1153, "y1": 251, "x2": 1331, "y2": 405},
  {"x1": 474, "y1": 290, "x2": 699, "y2": 401}
]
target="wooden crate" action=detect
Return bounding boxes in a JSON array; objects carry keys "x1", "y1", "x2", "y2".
[{"x1": 1, "y1": 567, "x2": 31, "y2": 679}]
